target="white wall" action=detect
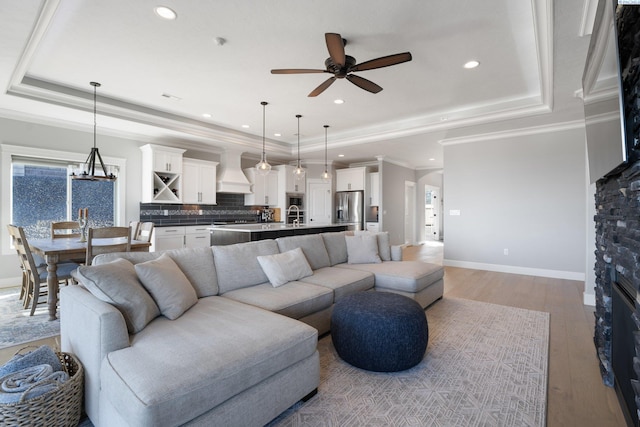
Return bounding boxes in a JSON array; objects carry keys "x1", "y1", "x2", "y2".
[
  {"x1": 380, "y1": 160, "x2": 416, "y2": 245},
  {"x1": 443, "y1": 127, "x2": 587, "y2": 279}
]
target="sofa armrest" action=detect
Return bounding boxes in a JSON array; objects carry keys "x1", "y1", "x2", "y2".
[
  {"x1": 391, "y1": 245, "x2": 405, "y2": 261},
  {"x1": 60, "y1": 286, "x2": 130, "y2": 423}
]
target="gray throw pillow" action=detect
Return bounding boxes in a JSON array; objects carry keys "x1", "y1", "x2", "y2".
[
  {"x1": 134, "y1": 253, "x2": 198, "y2": 320},
  {"x1": 76, "y1": 258, "x2": 160, "y2": 334},
  {"x1": 355, "y1": 230, "x2": 391, "y2": 261},
  {"x1": 257, "y1": 247, "x2": 313, "y2": 287},
  {"x1": 345, "y1": 234, "x2": 382, "y2": 264}
]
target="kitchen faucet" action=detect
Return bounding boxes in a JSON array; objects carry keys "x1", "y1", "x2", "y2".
[{"x1": 287, "y1": 205, "x2": 301, "y2": 227}]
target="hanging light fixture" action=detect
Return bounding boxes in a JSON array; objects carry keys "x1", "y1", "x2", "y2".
[
  {"x1": 293, "y1": 114, "x2": 305, "y2": 181},
  {"x1": 255, "y1": 101, "x2": 271, "y2": 175},
  {"x1": 322, "y1": 125, "x2": 331, "y2": 182},
  {"x1": 71, "y1": 82, "x2": 116, "y2": 181}
]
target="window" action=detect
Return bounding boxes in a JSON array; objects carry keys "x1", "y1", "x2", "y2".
[
  {"x1": 12, "y1": 161, "x2": 115, "y2": 239},
  {"x1": 1, "y1": 144, "x2": 126, "y2": 252}
]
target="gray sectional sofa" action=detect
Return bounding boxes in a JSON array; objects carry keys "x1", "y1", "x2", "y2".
[{"x1": 61, "y1": 230, "x2": 444, "y2": 427}]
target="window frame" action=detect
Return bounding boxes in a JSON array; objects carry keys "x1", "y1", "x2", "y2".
[{"x1": 1, "y1": 144, "x2": 126, "y2": 255}]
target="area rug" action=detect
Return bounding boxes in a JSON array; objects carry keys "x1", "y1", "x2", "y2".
[
  {"x1": 269, "y1": 297, "x2": 549, "y2": 427},
  {"x1": 0, "y1": 287, "x2": 60, "y2": 350}
]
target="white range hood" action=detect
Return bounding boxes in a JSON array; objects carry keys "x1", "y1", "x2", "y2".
[{"x1": 216, "y1": 149, "x2": 252, "y2": 194}]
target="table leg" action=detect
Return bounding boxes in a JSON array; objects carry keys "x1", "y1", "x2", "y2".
[{"x1": 46, "y1": 254, "x2": 59, "y2": 321}]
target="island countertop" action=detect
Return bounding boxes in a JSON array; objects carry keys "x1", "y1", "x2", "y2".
[
  {"x1": 209, "y1": 223, "x2": 348, "y2": 245},
  {"x1": 208, "y1": 223, "x2": 347, "y2": 233}
]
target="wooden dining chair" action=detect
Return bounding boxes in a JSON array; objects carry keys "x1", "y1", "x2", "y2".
[
  {"x1": 51, "y1": 221, "x2": 81, "y2": 239},
  {"x1": 129, "y1": 221, "x2": 140, "y2": 240},
  {"x1": 86, "y1": 226, "x2": 132, "y2": 265},
  {"x1": 7, "y1": 224, "x2": 79, "y2": 316},
  {"x1": 134, "y1": 222, "x2": 154, "y2": 243}
]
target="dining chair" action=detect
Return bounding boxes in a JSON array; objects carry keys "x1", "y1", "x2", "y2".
[
  {"x1": 134, "y1": 222, "x2": 154, "y2": 243},
  {"x1": 6, "y1": 224, "x2": 79, "y2": 316},
  {"x1": 51, "y1": 221, "x2": 81, "y2": 239},
  {"x1": 86, "y1": 226, "x2": 132, "y2": 265},
  {"x1": 129, "y1": 220, "x2": 140, "y2": 240}
]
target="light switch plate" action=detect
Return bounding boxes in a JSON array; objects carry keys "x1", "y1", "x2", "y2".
[{"x1": 449, "y1": 209, "x2": 461, "y2": 216}]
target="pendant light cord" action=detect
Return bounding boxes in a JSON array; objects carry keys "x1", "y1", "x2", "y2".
[
  {"x1": 296, "y1": 114, "x2": 302, "y2": 166},
  {"x1": 324, "y1": 125, "x2": 329, "y2": 169},
  {"x1": 262, "y1": 102, "x2": 267, "y2": 158}
]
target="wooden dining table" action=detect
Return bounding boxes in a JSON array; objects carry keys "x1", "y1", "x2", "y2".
[{"x1": 29, "y1": 237, "x2": 151, "y2": 321}]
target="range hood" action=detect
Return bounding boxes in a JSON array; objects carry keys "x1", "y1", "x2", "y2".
[{"x1": 216, "y1": 149, "x2": 252, "y2": 194}]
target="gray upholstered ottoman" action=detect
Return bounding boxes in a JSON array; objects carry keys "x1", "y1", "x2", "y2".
[{"x1": 331, "y1": 292, "x2": 428, "y2": 372}]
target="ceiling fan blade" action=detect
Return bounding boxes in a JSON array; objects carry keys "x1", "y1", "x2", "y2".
[
  {"x1": 351, "y1": 52, "x2": 412, "y2": 72},
  {"x1": 325, "y1": 33, "x2": 345, "y2": 67},
  {"x1": 346, "y1": 74, "x2": 383, "y2": 94},
  {"x1": 308, "y1": 77, "x2": 337, "y2": 97},
  {"x1": 271, "y1": 69, "x2": 327, "y2": 74}
]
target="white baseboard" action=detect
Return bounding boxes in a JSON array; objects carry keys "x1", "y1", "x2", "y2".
[
  {"x1": 443, "y1": 259, "x2": 585, "y2": 281},
  {"x1": 583, "y1": 292, "x2": 595, "y2": 306}
]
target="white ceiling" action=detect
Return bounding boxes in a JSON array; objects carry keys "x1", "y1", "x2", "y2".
[{"x1": 0, "y1": 0, "x2": 593, "y2": 169}]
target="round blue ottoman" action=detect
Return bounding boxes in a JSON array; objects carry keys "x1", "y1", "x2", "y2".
[{"x1": 331, "y1": 292, "x2": 428, "y2": 372}]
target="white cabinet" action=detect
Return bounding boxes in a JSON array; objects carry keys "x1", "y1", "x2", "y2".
[
  {"x1": 141, "y1": 144, "x2": 186, "y2": 203},
  {"x1": 185, "y1": 225, "x2": 210, "y2": 248},
  {"x1": 182, "y1": 159, "x2": 218, "y2": 204},
  {"x1": 369, "y1": 172, "x2": 380, "y2": 206},
  {"x1": 336, "y1": 167, "x2": 366, "y2": 191},
  {"x1": 152, "y1": 225, "x2": 211, "y2": 251},
  {"x1": 244, "y1": 168, "x2": 279, "y2": 206},
  {"x1": 366, "y1": 222, "x2": 380, "y2": 232},
  {"x1": 275, "y1": 165, "x2": 305, "y2": 194}
]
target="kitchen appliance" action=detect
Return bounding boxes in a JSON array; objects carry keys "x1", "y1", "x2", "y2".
[
  {"x1": 286, "y1": 195, "x2": 305, "y2": 225},
  {"x1": 335, "y1": 191, "x2": 364, "y2": 230}
]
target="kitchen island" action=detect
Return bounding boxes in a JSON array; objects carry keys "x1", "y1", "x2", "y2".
[{"x1": 209, "y1": 223, "x2": 348, "y2": 246}]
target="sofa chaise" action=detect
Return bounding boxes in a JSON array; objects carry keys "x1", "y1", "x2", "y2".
[{"x1": 61, "y1": 230, "x2": 444, "y2": 426}]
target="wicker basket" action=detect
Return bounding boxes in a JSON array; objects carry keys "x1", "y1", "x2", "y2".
[{"x1": 0, "y1": 352, "x2": 84, "y2": 427}]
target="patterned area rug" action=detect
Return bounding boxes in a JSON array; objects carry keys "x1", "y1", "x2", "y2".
[
  {"x1": 0, "y1": 287, "x2": 60, "y2": 350},
  {"x1": 270, "y1": 297, "x2": 549, "y2": 427}
]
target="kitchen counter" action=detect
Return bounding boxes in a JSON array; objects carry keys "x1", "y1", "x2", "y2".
[{"x1": 209, "y1": 223, "x2": 348, "y2": 245}]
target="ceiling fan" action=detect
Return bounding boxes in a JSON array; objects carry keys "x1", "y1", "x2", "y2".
[{"x1": 271, "y1": 33, "x2": 412, "y2": 97}]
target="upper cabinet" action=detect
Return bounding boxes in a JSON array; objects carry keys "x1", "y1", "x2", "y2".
[
  {"x1": 182, "y1": 158, "x2": 219, "y2": 205},
  {"x1": 336, "y1": 167, "x2": 367, "y2": 191},
  {"x1": 141, "y1": 144, "x2": 186, "y2": 203},
  {"x1": 275, "y1": 165, "x2": 306, "y2": 194},
  {"x1": 369, "y1": 172, "x2": 380, "y2": 206},
  {"x1": 243, "y1": 168, "x2": 279, "y2": 206}
]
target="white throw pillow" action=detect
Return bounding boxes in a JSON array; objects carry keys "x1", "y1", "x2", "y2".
[
  {"x1": 345, "y1": 234, "x2": 382, "y2": 264},
  {"x1": 257, "y1": 247, "x2": 313, "y2": 287},
  {"x1": 355, "y1": 230, "x2": 391, "y2": 261},
  {"x1": 135, "y1": 253, "x2": 198, "y2": 320}
]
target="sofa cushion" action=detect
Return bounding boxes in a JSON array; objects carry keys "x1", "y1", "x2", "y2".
[
  {"x1": 134, "y1": 253, "x2": 198, "y2": 320},
  {"x1": 213, "y1": 240, "x2": 280, "y2": 293},
  {"x1": 355, "y1": 230, "x2": 391, "y2": 261},
  {"x1": 75, "y1": 258, "x2": 159, "y2": 334},
  {"x1": 257, "y1": 247, "x2": 313, "y2": 287},
  {"x1": 322, "y1": 232, "x2": 348, "y2": 266},
  {"x1": 300, "y1": 267, "x2": 374, "y2": 301},
  {"x1": 93, "y1": 246, "x2": 219, "y2": 297},
  {"x1": 337, "y1": 261, "x2": 445, "y2": 293},
  {"x1": 276, "y1": 234, "x2": 331, "y2": 270},
  {"x1": 345, "y1": 234, "x2": 382, "y2": 264},
  {"x1": 100, "y1": 296, "x2": 318, "y2": 427},
  {"x1": 221, "y1": 282, "x2": 333, "y2": 320}
]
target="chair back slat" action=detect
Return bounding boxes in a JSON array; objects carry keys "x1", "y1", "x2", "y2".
[
  {"x1": 86, "y1": 226, "x2": 132, "y2": 265},
  {"x1": 7, "y1": 224, "x2": 41, "y2": 285},
  {"x1": 135, "y1": 222, "x2": 154, "y2": 243},
  {"x1": 51, "y1": 221, "x2": 81, "y2": 239}
]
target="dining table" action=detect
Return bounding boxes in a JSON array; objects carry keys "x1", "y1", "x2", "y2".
[{"x1": 29, "y1": 237, "x2": 151, "y2": 321}]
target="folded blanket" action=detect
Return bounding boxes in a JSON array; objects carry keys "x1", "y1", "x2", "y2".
[
  {"x1": 0, "y1": 365, "x2": 69, "y2": 404},
  {"x1": 0, "y1": 346, "x2": 62, "y2": 377}
]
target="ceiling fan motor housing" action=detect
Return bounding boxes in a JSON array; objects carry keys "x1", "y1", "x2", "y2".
[{"x1": 325, "y1": 55, "x2": 357, "y2": 78}]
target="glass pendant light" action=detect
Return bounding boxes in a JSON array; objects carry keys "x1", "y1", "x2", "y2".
[
  {"x1": 71, "y1": 82, "x2": 117, "y2": 181},
  {"x1": 321, "y1": 125, "x2": 331, "y2": 181},
  {"x1": 255, "y1": 101, "x2": 271, "y2": 175},
  {"x1": 293, "y1": 114, "x2": 305, "y2": 181}
]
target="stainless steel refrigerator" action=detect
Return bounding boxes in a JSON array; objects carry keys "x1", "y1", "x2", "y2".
[{"x1": 335, "y1": 191, "x2": 364, "y2": 230}]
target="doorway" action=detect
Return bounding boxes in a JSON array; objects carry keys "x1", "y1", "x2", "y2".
[{"x1": 424, "y1": 185, "x2": 440, "y2": 241}]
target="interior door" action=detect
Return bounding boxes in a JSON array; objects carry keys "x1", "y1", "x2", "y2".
[{"x1": 308, "y1": 180, "x2": 332, "y2": 225}]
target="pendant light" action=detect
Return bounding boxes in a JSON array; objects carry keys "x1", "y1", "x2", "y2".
[
  {"x1": 255, "y1": 101, "x2": 271, "y2": 175},
  {"x1": 321, "y1": 125, "x2": 331, "y2": 182},
  {"x1": 293, "y1": 114, "x2": 305, "y2": 181},
  {"x1": 71, "y1": 82, "x2": 117, "y2": 181}
]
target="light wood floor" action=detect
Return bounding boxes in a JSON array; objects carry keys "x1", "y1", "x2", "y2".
[
  {"x1": 405, "y1": 242, "x2": 626, "y2": 427},
  {"x1": 0, "y1": 243, "x2": 627, "y2": 426}
]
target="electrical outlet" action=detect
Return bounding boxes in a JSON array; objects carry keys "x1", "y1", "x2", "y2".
[{"x1": 503, "y1": 248, "x2": 509, "y2": 255}]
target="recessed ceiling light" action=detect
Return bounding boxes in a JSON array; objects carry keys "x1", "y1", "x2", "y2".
[
  {"x1": 154, "y1": 6, "x2": 177, "y2": 20},
  {"x1": 202, "y1": 113, "x2": 212, "y2": 118},
  {"x1": 440, "y1": 117, "x2": 449, "y2": 122},
  {"x1": 334, "y1": 99, "x2": 345, "y2": 104},
  {"x1": 274, "y1": 133, "x2": 281, "y2": 137},
  {"x1": 429, "y1": 158, "x2": 436, "y2": 161},
  {"x1": 463, "y1": 60, "x2": 480, "y2": 69},
  {"x1": 338, "y1": 154, "x2": 345, "y2": 158},
  {"x1": 241, "y1": 124, "x2": 250, "y2": 128}
]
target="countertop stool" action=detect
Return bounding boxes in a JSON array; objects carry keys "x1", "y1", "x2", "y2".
[{"x1": 331, "y1": 292, "x2": 429, "y2": 372}]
